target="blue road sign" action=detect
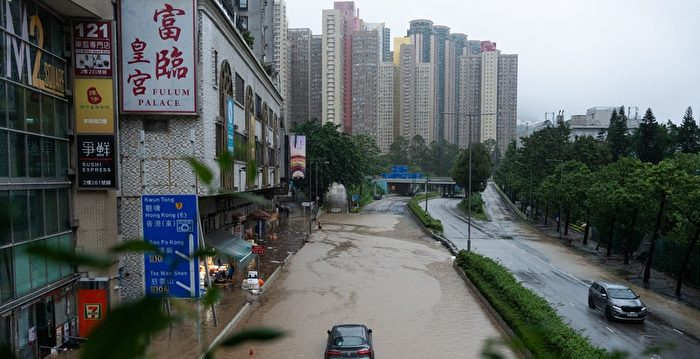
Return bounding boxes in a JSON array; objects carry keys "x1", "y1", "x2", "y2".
[{"x1": 142, "y1": 195, "x2": 200, "y2": 298}]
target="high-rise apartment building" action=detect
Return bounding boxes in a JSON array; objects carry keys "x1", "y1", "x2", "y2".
[
  {"x1": 393, "y1": 37, "x2": 411, "y2": 65},
  {"x1": 432, "y1": 25, "x2": 449, "y2": 142},
  {"x1": 399, "y1": 44, "x2": 417, "y2": 139},
  {"x1": 334, "y1": 1, "x2": 361, "y2": 133},
  {"x1": 398, "y1": 43, "x2": 435, "y2": 143},
  {"x1": 497, "y1": 54, "x2": 518, "y2": 155},
  {"x1": 351, "y1": 30, "x2": 380, "y2": 137},
  {"x1": 289, "y1": 28, "x2": 312, "y2": 126},
  {"x1": 458, "y1": 55, "x2": 482, "y2": 149},
  {"x1": 310, "y1": 35, "x2": 323, "y2": 122},
  {"x1": 480, "y1": 49, "x2": 499, "y2": 144},
  {"x1": 378, "y1": 62, "x2": 395, "y2": 153},
  {"x1": 272, "y1": 0, "x2": 289, "y2": 117},
  {"x1": 321, "y1": 9, "x2": 345, "y2": 127},
  {"x1": 364, "y1": 23, "x2": 391, "y2": 64},
  {"x1": 407, "y1": 19, "x2": 434, "y2": 63}
]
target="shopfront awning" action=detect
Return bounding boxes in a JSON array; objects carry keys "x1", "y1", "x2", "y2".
[{"x1": 204, "y1": 230, "x2": 254, "y2": 267}]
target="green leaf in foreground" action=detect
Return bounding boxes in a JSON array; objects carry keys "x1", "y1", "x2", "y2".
[
  {"x1": 187, "y1": 157, "x2": 214, "y2": 185},
  {"x1": 191, "y1": 247, "x2": 218, "y2": 259},
  {"x1": 217, "y1": 150, "x2": 233, "y2": 173},
  {"x1": 28, "y1": 245, "x2": 113, "y2": 269},
  {"x1": 110, "y1": 240, "x2": 161, "y2": 254},
  {"x1": 80, "y1": 297, "x2": 176, "y2": 359},
  {"x1": 215, "y1": 327, "x2": 285, "y2": 348}
]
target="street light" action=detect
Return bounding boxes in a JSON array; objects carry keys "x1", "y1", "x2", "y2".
[{"x1": 443, "y1": 112, "x2": 499, "y2": 252}]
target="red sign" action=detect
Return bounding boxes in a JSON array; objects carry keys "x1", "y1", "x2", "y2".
[
  {"x1": 78, "y1": 289, "x2": 108, "y2": 337},
  {"x1": 74, "y1": 21, "x2": 113, "y2": 77},
  {"x1": 252, "y1": 245, "x2": 266, "y2": 255}
]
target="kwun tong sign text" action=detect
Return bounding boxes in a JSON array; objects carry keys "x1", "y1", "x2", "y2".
[{"x1": 119, "y1": 0, "x2": 197, "y2": 115}]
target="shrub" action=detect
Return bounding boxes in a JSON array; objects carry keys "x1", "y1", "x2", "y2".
[{"x1": 407, "y1": 194, "x2": 444, "y2": 233}]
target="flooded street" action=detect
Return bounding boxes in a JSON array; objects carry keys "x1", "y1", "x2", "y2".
[{"x1": 220, "y1": 198, "x2": 514, "y2": 358}]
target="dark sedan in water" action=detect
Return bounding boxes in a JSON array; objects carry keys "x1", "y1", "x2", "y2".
[{"x1": 325, "y1": 324, "x2": 374, "y2": 359}]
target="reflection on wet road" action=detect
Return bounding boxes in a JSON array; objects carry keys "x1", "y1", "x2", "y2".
[
  {"x1": 220, "y1": 196, "x2": 514, "y2": 358},
  {"x1": 425, "y1": 183, "x2": 700, "y2": 359}
]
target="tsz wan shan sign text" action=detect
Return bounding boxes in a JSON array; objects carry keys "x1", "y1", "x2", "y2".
[{"x1": 119, "y1": 0, "x2": 197, "y2": 114}]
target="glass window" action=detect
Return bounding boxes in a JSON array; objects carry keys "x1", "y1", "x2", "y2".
[
  {"x1": 46, "y1": 236, "x2": 61, "y2": 282},
  {"x1": 27, "y1": 135, "x2": 42, "y2": 177},
  {"x1": 0, "y1": 248, "x2": 11, "y2": 302},
  {"x1": 15, "y1": 304, "x2": 34, "y2": 359},
  {"x1": 235, "y1": 73, "x2": 244, "y2": 104},
  {"x1": 56, "y1": 140, "x2": 68, "y2": 178},
  {"x1": 55, "y1": 101, "x2": 67, "y2": 138},
  {"x1": 42, "y1": 138, "x2": 55, "y2": 177},
  {"x1": 14, "y1": 243, "x2": 31, "y2": 296},
  {"x1": 0, "y1": 130, "x2": 7, "y2": 177},
  {"x1": 0, "y1": 315, "x2": 10, "y2": 348},
  {"x1": 30, "y1": 240, "x2": 47, "y2": 290},
  {"x1": 9, "y1": 131, "x2": 26, "y2": 177},
  {"x1": 11, "y1": 190, "x2": 28, "y2": 243},
  {"x1": 58, "y1": 234, "x2": 73, "y2": 277},
  {"x1": 29, "y1": 189, "x2": 44, "y2": 239},
  {"x1": 0, "y1": 191, "x2": 9, "y2": 245},
  {"x1": 0, "y1": 81, "x2": 6, "y2": 128},
  {"x1": 41, "y1": 94, "x2": 55, "y2": 136},
  {"x1": 8, "y1": 84, "x2": 24, "y2": 130},
  {"x1": 44, "y1": 189, "x2": 58, "y2": 235},
  {"x1": 26, "y1": 90, "x2": 41, "y2": 133},
  {"x1": 58, "y1": 189, "x2": 70, "y2": 232}
]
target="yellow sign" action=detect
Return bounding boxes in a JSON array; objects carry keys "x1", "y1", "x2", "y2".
[{"x1": 75, "y1": 78, "x2": 115, "y2": 134}]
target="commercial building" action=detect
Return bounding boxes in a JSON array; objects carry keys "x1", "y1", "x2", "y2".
[{"x1": 0, "y1": 1, "x2": 116, "y2": 357}]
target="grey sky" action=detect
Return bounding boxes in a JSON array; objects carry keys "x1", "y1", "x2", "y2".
[{"x1": 286, "y1": 0, "x2": 700, "y2": 125}]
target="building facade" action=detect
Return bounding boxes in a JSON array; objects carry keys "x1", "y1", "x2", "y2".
[
  {"x1": 289, "y1": 28, "x2": 312, "y2": 126},
  {"x1": 321, "y1": 9, "x2": 345, "y2": 127},
  {"x1": 378, "y1": 62, "x2": 395, "y2": 153},
  {"x1": 333, "y1": 1, "x2": 360, "y2": 133},
  {"x1": 497, "y1": 54, "x2": 518, "y2": 155},
  {"x1": 480, "y1": 49, "x2": 499, "y2": 144},
  {"x1": 309, "y1": 35, "x2": 323, "y2": 122},
  {"x1": 351, "y1": 30, "x2": 380, "y2": 137}
]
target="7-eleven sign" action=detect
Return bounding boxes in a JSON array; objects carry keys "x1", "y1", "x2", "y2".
[{"x1": 84, "y1": 304, "x2": 102, "y2": 320}]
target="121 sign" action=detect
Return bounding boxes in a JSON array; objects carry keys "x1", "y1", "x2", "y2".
[{"x1": 74, "y1": 21, "x2": 113, "y2": 77}]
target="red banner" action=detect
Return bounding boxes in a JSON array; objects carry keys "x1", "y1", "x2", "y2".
[{"x1": 78, "y1": 289, "x2": 108, "y2": 337}]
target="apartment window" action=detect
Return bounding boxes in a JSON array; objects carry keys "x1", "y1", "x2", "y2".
[
  {"x1": 238, "y1": 0, "x2": 248, "y2": 10},
  {"x1": 235, "y1": 73, "x2": 245, "y2": 104}
]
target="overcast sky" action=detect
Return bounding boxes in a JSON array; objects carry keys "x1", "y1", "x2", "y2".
[{"x1": 286, "y1": 0, "x2": 700, "y2": 125}]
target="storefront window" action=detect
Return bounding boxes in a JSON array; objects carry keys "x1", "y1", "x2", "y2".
[
  {"x1": 56, "y1": 140, "x2": 68, "y2": 177},
  {"x1": 16, "y1": 305, "x2": 35, "y2": 359},
  {"x1": 0, "y1": 191, "x2": 9, "y2": 245},
  {"x1": 25, "y1": 89, "x2": 41, "y2": 134},
  {"x1": 41, "y1": 95, "x2": 55, "y2": 136},
  {"x1": 46, "y1": 236, "x2": 61, "y2": 282},
  {"x1": 54, "y1": 101, "x2": 67, "y2": 138},
  {"x1": 58, "y1": 234, "x2": 72, "y2": 276},
  {"x1": 43, "y1": 189, "x2": 57, "y2": 235},
  {"x1": 29, "y1": 240, "x2": 47, "y2": 291},
  {"x1": 58, "y1": 189, "x2": 69, "y2": 232},
  {"x1": 28, "y1": 189, "x2": 44, "y2": 239},
  {"x1": 9, "y1": 131, "x2": 26, "y2": 177},
  {"x1": 0, "y1": 247, "x2": 12, "y2": 302},
  {"x1": 27, "y1": 135, "x2": 41, "y2": 177},
  {"x1": 41, "y1": 138, "x2": 55, "y2": 177},
  {"x1": 0, "y1": 80, "x2": 6, "y2": 128},
  {"x1": 11, "y1": 190, "x2": 28, "y2": 243},
  {"x1": 0, "y1": 316, "x2": 9, "y2": 349},
  {"x1": 8, "y1": 84, "x2": 24, "y2": 130}
]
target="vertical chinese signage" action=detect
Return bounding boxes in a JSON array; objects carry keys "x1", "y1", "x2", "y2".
[
  {"x1": 142, "y1": 194, "x2": 200, "y2": 298},
  {"x1": 226, "y1": 96, "x2": 235, "y2": 152},
  {"x1": 73, "y1": 19, "x2": 118, "y2": 189},
  {"x1": 289, "y1": 135, "x2": 306, "y2": 179},
  {"x1": 119, "y1": 0, "x2": 197, "y2": 114}
]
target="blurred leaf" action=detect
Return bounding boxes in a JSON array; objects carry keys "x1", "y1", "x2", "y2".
[
  {"x1": 0, "y1": 344, "x2": 13, "y2": 359},
  {"x1": 187, "y1": 157, "x2": 213, "y2": 185},
  {"x1": 247, "y1": 159, "x2": 257, "y2": 183},
  {"x1": 80, "y1": 297, "x2": 176, "y2": 359},
  {"x1": 213, "y1": 327, "x2": 285, "y2": 349},
  {"x1": 110, "y1": 240, "x2": 161, "y2": 255},
  {"x1": 201, "y1": 287, "x2": 222, "y2": 307},
  {"x1": 191, "y1": 248, "x2": 217, "y2": 259},
  {"x1": 218, "y1": 151, "x2": 233, "y2": 173},
  {"x1": 28, "y1": 245, "x2": 112, "y2": 269},
  {"x1": 230, "y1": 191, "x2": 268, "y2": 205}
]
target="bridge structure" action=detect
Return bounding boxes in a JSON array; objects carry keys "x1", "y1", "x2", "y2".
[{"x1": 375, "y1": 176, "x2": 460, "y2": 197}]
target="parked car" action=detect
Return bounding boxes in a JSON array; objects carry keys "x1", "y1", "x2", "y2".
[
  {"x1": 373, "y1": 193, "x2": 382, "y2": 200},
  {"x1": 325, "y1": 324, "x2": 374, "y2": 359},
  {"x1": 588, "y1": 281, "x2": 647, "y2": 322}
]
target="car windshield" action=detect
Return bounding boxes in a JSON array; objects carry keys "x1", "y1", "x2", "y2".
[
  {"x1": 607, "y1": 288, "x2": 637, "y2": 299},
  {"x1": 333, "y1": 335, "x2": 367, "y2": 347}
]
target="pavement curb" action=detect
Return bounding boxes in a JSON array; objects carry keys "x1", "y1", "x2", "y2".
[{"x1": 452, "y1": 261, "x2": 532, "y2": 359}]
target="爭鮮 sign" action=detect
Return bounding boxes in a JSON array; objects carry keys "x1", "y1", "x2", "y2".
[
  {"x1": 142, "y1": 194, "x2": 200, "y2": 298},
  {"x1": 119, "y1": 0, "x2": 197, "y2": 114},
  {"x1": 77, "y1": 135, "x2": 116, "y2": 189}
]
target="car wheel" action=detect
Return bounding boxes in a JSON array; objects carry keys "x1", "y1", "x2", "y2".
[
  {"x1": 605, "y1": 306, "x2": 613, "y2": 321},
  {"x1": 588, "y1": 296, "x2": 595, "y2": 309}
]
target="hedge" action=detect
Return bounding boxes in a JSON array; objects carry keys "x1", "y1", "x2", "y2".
[
  {"x1": 407, "y1": 194, "x2": 444, "y2": 233},
  {"x1": 455, "y1": 250, "x2": 613, "y2": 359}
]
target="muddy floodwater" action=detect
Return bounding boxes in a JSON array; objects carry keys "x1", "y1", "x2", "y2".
[{"x1": 220, "y1": 210, "x2": 515, "y2": 358}]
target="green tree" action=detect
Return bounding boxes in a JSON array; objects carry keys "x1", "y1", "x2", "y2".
[
  {"x1": 426, "y1": 140, "x2": 460, "y2": 176},
  {"x1": 571, "y1": 135, "x2": 612, "y2": 170},
  {"x1": 606, "y1": 107, "x2": 630, "y2": 161},
  {"x1": 677, "y1": 107, "x2": 699, "y2": 154},
  {"x1": 634, "y1": 108, "x2": 666, "y2": 164},
  {"x1": 385, "y1": 136, "x2": 410, "y2": 166},
  {"x1": 451, "y1": 142, "x2": 492, "y2": 193},
  {"x1": 409, "y1": 135, "x2": 430, "y2": 170}
]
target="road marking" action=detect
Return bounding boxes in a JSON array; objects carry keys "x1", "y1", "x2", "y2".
[
  {"x1": 673, "y1": 328, "x2": 684, "y2": 335},
  {"x1": 605, "y1": 326, "x2": 614, "y2": 333},
  {"x1": 569, "y1": 302, "x2": 576, "y2": 307}
]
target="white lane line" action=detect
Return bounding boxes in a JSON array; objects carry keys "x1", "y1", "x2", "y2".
[
  {"x1": 673, "y1": 328, "x2": 684, "y2": 335},
  {"x1": 605, "y1": 326, "x2": 614, "y2": 333},
  {"x1": 569, "y1": 302, "x2": 576, "y2": 307}
]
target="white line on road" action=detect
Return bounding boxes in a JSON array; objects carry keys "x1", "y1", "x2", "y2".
[
  {"x1": 569, "y1": 302, "x2": 576, "y2": 307},
  {"x1": 605, "y1": 326, "x2": 614, "y2": 333},
  {"x1": 673, "y1": 328, "x2": 684, "y2": 335}
]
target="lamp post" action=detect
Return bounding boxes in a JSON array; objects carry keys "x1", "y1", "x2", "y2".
[
  {"x1": 424, "y1": 176, "x2": 429, "y2": 213},
  {"x1": 442, "y1": 112, "x2": 499, "y2": 252}
]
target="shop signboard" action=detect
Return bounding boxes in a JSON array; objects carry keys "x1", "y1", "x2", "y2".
[
  {"x1": 74, "y1": 21, "x2": 113, "y2": 77},
  {"x1": 252, "y1": 245, "x2": 265, "y2": 255},
  {"x1": 119, "y1": 0, "x2": 197, "y2": 114},
  {"x1": 289, "y1": 135, "x2": 306, "y2": 179},
  {"x1": 226, "y1": 96, "x2": 235, "y2": 152},
  {"x1": 77, "y1": 135, "x2": 117, "y2": 189},
  {"x1": 75, "y1": 79, "x2": 115, "y2": 134},
  {"x1": 142, "y1": 194, "x2": 200, "y2": 298}
]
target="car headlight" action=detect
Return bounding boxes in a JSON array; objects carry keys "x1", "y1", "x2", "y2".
[
  {"x1": 612, "y1": 305, "x2": 622, "y2": 312},
  {"x1": 641, "y1": 306, "x2": 647, "y2": 311}
]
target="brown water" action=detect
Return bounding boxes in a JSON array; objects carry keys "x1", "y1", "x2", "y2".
[{"x1": 219, "y1": 213, "x2": 515, "y2": 358}]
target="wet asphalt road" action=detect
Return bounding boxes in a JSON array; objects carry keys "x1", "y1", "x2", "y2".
[
  {"x1": 425, "y1": 183, "x2": 700, "y2": 359},
  {"x1": 220, "y1": 194, "x2": 514, "y2": 358}
]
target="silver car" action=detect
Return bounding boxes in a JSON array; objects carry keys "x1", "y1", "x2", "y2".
[{"x1": 588, "y1": 281, "x2": 647, "y2": 322}]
